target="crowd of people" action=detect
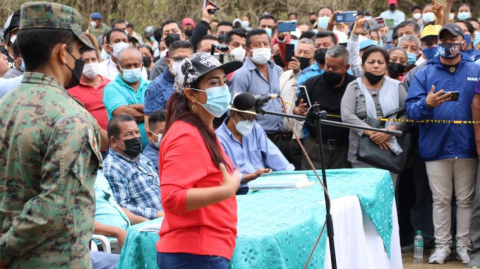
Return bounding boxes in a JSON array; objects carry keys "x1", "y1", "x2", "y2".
[{"x1": 2, "y1": 0, "x2": 480, "y2": 268}]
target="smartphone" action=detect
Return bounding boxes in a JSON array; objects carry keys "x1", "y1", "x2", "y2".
[
  {"x1": 298, "y1": 85, "x2": 312, "y2": 108},
  {"x1": 277, "y1": 21, "x2": 297, "y2": 33},
  {"x1": 364, "y1": 17, "x2": 386, "y2": 31},
  {"x1": 442, "y1": 91, "x2": 460, "y2": 101},
  {"x1": 335, "y1": 11, "x2": 357, "y2": 23},
  {"x1": 285, "y1": 44, "x2": 295, "y2": 63},
  {"x1": 203, "y1": 0, "x2": 220, "y2": 14}
]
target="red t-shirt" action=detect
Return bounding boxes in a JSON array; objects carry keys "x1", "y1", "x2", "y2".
[
  {"x1": 156, "y1": 120, "x2": 237, "y2": 260},
  {"x1": 68, "y1": 75, "x2": 110, "y2": 131}
]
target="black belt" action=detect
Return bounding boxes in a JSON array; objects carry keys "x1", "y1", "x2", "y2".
[{"x1": 267, "y1": 132, "x2": 292, "y2": 141}]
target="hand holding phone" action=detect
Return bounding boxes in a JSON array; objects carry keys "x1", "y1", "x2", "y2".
[
  {"x1": 285, "y1": 44, "x2": 295, "y2": 62},
  {"x1": 299, "y1": 85, "x2": 312, "y2": 107},
  {"x1": 335, "y1": 11, "x2": 357, "y2": 23},
  {"x1": 442, "y1": 91, "x2": 460, "y2": 101},
  {"x1": 277, "y1": 21, "x2": 297, "y2": 33}
]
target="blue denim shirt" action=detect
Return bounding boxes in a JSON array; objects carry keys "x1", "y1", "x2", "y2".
[
  {"x1": 95, "y1": 170, "x2": 130, "y2": 230},
  {"x1": 144, "y1": 68, "x2": 175, "y2": 115},
  {"x1": 142, "y1": 143, "x2": 159, "y2": 172},
  {"x1": 215, "y1": 117, "x2": 294, "y2": 187},
  {"x1": 228, "y1": 57, "x2": 283, "y2": 134}
]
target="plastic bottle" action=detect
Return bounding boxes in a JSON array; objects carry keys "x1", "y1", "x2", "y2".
[{"x1": 414, "y1": 230, "x2": 424, "y2": 264}]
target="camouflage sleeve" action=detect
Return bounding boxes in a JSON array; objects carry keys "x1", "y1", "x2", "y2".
[{"x1": 0, "y1": 116, "x2": 99, "y2": 263}]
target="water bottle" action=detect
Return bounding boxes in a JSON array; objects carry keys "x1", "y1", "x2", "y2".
[{"x1": 414, "y1": 230, "x2": 424, "y2": 264}]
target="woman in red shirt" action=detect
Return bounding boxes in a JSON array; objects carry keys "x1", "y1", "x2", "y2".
[{"x1": 156, "y1": 52, "x2": 242, "y2": 269}]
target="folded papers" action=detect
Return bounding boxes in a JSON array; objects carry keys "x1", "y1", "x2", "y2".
[{"x1": 248, "y1": 174, "x2": 315, "y2": 190}]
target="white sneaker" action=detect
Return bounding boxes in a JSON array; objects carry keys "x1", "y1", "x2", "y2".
[
  {"x1": 457, "y1": 245, "x2": 472, "y2": 264},
  {"x1": 429, "y1": 245, "x2": 451, "y2": 264}
]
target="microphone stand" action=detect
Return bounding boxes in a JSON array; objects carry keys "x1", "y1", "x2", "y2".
[{"x1": 256, "y1": 104, "x2": 402, "y2": 269}]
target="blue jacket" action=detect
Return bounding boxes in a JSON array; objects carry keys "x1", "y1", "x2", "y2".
[
  {"x1": 406, "y1": 53, "x2": 480, "y2": 161},
  {"x1": 465, "y1": 48, "x2": 480, "y2": 62}
]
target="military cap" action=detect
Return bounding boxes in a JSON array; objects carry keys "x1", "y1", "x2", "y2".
[{"x1": 19, "y1": 2, "x2": 93, "y2": 49}]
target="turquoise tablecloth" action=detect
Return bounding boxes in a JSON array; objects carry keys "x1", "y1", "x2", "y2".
[{"x1": 117, "y1": 168, "x2": 394, "y2": 269}]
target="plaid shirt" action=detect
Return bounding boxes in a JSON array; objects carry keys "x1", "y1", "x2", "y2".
[{"x1": 103, "y1": 148, "x2": 162, "y2": 219}]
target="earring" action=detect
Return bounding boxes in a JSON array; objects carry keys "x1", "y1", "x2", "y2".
[{"x1": 192, "y1": 104, "x2": 197, "y2": 111}]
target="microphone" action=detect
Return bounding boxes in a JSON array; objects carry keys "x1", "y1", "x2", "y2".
[{"x1": 233, "y1": 92, "x2": 278, "y2": 111}]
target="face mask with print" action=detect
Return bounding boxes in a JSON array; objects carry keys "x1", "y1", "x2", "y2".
[
  {"x1": 437, "y1": 42, "x2": 463, "y2": 59},
  {"x1": 83, "y1": 62, "x2": 100, "y2": 79},
  {"x1": 250, "y1": 48, "x2": 271, "y2": 65},
  {"x1": 194, "y1": 85, "x2": 232, "y2": 118},
  {"x1": 121, "y1": 67, "x2": 142, "y2": 83},
  {"x1": 457, "y1": 12, "x2": 471, "y2": 20},
  {"x1": 317, "y1": 17, "x2": 330, "y2": 29},
  {"x1": 110, "y1": 42, "x2": 130, "y2": 58},
  {"x1": 230, "y1": 47, "x2": 246, "y2": 62},
  {"x1": 235, "y1": 114, "x2": 254, "y2": 136}
]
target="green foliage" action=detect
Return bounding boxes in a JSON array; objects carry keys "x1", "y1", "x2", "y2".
[{"x1": 1, "y1": 0, "x2": 479, "y2": 37}]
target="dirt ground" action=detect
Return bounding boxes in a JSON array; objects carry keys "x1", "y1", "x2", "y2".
[{"x1": 403, "y1": 252, "x2": 469, "y2": 269}]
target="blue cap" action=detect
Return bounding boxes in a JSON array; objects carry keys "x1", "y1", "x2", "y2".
[
  {"x1": 360, "y1": 39, "x2": 378, "y2": 51},
  {"x1": 90, "y1": 12, "x2": 102, "y2": 20}
]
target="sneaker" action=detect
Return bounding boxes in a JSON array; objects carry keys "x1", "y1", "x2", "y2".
[
  {"x1": 468, "y1": 254, "x2": 480, "y2": 268},
  {"x1": 401, "y1": 243, "x2": 414, "y2": 253},
  {"x1": 429, "y1": 245, "x2": 451, "y2": 264},
  {"x1": 457, "y1": 245, "x2": 472, "y2": 264}
]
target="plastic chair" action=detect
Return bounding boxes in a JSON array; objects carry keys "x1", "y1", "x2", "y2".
[{"x1": 90, "y1": 234, "x2": 112, "y2": 253}]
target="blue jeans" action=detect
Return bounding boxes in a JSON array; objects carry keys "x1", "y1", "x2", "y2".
[{"x1": 157, "y1": 252, "x2": 229, "y2": 269}]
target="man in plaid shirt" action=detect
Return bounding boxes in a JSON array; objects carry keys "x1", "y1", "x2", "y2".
[{"x1": 103, "y1": 115, "x2": 164, "y2": 222}]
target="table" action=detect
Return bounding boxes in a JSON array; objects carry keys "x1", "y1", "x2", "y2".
[{"x1": 117, "y1": 168, "x2": 402, "y2": 269}]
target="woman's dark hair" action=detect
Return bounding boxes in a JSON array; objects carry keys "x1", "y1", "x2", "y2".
[
  {"x1": 138, "y1": 44, "x2": 154, "y2": 56},
  {"x1": 361, "y1": 46, "x2": 390, "y2": 65},
  {"x1": 164, "y1": 90, "x2": 232, "y2": 171},
  {"x1": 455, "y1": 20, "x2": 475, "y2": 35}
]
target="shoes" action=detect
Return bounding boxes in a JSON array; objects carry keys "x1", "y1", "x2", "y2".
[
  {"x1": 429, "y1": 245, "x2": 451, "y2": 264},
  {"x1": 457, "y1": 245, "x2": 472, "y2": 264},
  {"x1": 401, "y1": 243, "x2": 414, "y2": 253},
  {"x1": 468, "y1": 254, "x2": 480, "y2": 268}
]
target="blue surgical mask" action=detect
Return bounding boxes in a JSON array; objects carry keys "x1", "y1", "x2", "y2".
[
  {"x1": 264, "y1": 28, "x2": 272, "y2": 37},
  {"x1": 422, "y1": 47, "x2": 438, "y2": 60},
  {"x1": 474, "y1": 33, "x2": 480, "y2": 48},
  {"x1": 422, "y1": 12, "x2": 435, "y2": 22},
  {"x1": 121, "y1": 67, "x2": 142, "y2": 83},
  {"x1": 457, "y1": 12, "x2": 471, "y2": 20},
  {"x1": 379, "y1": 39, "x2": 384, "y2": 47},
  {"x1": 407, "y1": 52, "x2": 417, "y2": 66},
  {"x1": 317, "y1": 17, "x2": 330, "y2": 29},
  {"x1": 150, "y1": 36, "x2": 155, "y2": 42},
  {"x1": 20, "y1": 59, "x2": 26, "y2": 72},
  {"x1": 465, "y1": 34, "x2": 472, "y2": 48},
  {"x1": 241, "y1": 21, "x2": 250, "y2": 28},
  {"x1": 194, "y1": 85, "x2": 231, "y2": 118}
]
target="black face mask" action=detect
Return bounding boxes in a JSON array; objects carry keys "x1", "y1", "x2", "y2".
[
  {"x1": 273, "y1": 53, "x2": 285, "y2": 68},
  {"x1": 117, "y1": 136, "x2": 143, "y2": 158},
  {"x1": 184, "y1": 29, "x2": 193, "y2": 37},
  {"x1": 314, "y1": 48, "x2": 328, "y2": 66},
  {"x1": 297, "y1": 57, "x2": 312, "y2": 70},
  {"x1": 142, "y1": 56, "x2": 152, "y2": 67},
  {"x1": 310, "y1": 19, "x2": 317, "y2": 25},
  {"x1": 364, "y1": 72, "x2": 385, "y2": 85},
  {"x1": 389, "y1": 4, "x2": 396, "y2": 11},
  {"x1": 388, "y1": 62, "x2": 406, "y2": 79},
  {"x1": 323, "y1": 71, "x2": 345, "y2": 87},
  {"x1": 66, "y1": 50, "x2": 85, "y2": 89}
]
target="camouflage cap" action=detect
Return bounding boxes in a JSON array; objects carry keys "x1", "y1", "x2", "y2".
[{"x1": 19, "y1": 2, "x2": 93, "y2": 49}]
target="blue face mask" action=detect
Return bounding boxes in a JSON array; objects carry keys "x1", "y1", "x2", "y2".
[
  {"x1": 194, "y1": 85, "x2": 231, "y2": 118},
  {"x1": 264, "y1": 28, "x2": 272, "y2": 38},
  {"x1": 407, "y1": 52, "x2": 417, "y2": 66},
  {"x1": 20, "y1": 59, "x2": 26, "y2": 72},
  {"x1": 457, "y1": 12, "x2": 471, "y2": 20},
  {"x1": 121, "y1": 67, "x2": 142, "y2": 83},
  {"x1": 317, "y1": 17, "x2": 330, "y2": 29},
  {"x1": 150, "y1": 36, "x2": 156, "y2": 42},
  {"x1": 465, "y1": 34, "x2": 472, "y2": 48},
  {"x1": 422, "y1": 47, "x2": 438, "y2": 60},
  {"x1": 474, "y1": 33, "x2": 480, "y2": 48},
  {"x1": 379, "y1": 40, "x2": 384, "y2": 47}
]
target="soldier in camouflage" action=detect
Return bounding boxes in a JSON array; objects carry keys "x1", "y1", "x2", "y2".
[
  {"x1": 87, "y1": 12, "x2": 111, "y2": 40},
  {"x1": 0, "y1": 2, "x2": 102, "y2": 268}
]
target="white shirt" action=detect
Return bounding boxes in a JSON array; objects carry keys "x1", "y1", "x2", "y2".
[
  {"x1": 0, "y1": 75, "x2": 23, "y2": 99},
  {"x1": 98, "y1": 58, "x2": 148, "y2": 81},
  {"x1": 380, "y1": 10, "x2": 406, "y2": 42},
  {"x1": 279, "y1": 69, "x2": 303, "y2": 138}
]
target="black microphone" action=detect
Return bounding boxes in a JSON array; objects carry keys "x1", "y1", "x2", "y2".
[{"x1": 232, "y1": 92, "x2": 278, "y2": 111}]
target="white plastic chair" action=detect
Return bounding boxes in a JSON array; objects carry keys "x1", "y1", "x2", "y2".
[{"x1": 90, "y1": 234, "x2": 112, "y2": 253}]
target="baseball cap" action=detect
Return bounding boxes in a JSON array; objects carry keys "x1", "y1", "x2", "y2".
[
  {"x1": 19, "y1": 2, "x2": 94, "y2": 49},
  {"x1": 388, "y1": 0, "x2": 398, "y2": 5},
  {"x1": 233, "y1": 18, "x2": 242, "y2": 26},
  {"x1": 174, "y1": 52, "x2": 243, "y2": 94},
  {"x1": 90, "y1": 12, "x2": 102, "y2": 20},
  {"x1": 439, "y1": 23, "x2": 464, "y2": 39},
  {"x1": 3, "y1": 10, "x2": 20, "y2": 43},
  {"x1": 182, "y1": 18, "x2": 195, "y2": 28},
  {"x1": 421, "y1": 25, "x2": 441, "y2": 40},
  {"x1": 360, "y1": 39, "x2": 378, "y2": 50}
]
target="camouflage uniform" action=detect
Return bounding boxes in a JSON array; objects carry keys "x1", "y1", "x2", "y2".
[
  {"x1": 0, "y1": 2, "x2": 102, "y2": 268},
  {"x1": 87, "y1": 22, "x2": 111, "y2": 40}
]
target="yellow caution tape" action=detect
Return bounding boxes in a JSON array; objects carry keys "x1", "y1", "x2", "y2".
[{"x1": 325, "y1": 114, "x2": 480, "y2": 124}]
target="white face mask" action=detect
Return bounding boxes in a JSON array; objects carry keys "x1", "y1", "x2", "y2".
[
  {"x1": 413, "y1": 13, "x2": 422, "y2": 20},
  {"x1": 235, "y1": 115, "x2": 254, "y2": 136},
  {"x1": 241, "y1": 21, "x2": 249, "y2": 28},
  {"x1": 160, "y1": 49, "x2": 168, "y2": 58},
  {"x1": 250, "y1": 48, "x2": 271, "y2": 65},
  {"x1": 422, "y1": 12, "x2": 435, "y2": 22},
  {"x1": 151, "y1": 132, "x2": 162, "y2": 148},
  {"x1": 449, "y1": 13, "x2": 455, "y2": 21},
  {"x1": 110, "y1": 42, "x2": 129, "y2": 58},
  {"x1": 364, "y1": 16, "x2": 372, "y2": 21},
  {"x1": 82, "y1": 62, "x2": 100, "y2": 79},
  {"x1": 90, "y1": 21, "x2": 96, "y2": 28},
  {"x1": 170, "y1": 60, "x2": 182, "y2": 76},
  {"x1": 230, "y1": 47, "x2": 246, "y2": 62}
]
